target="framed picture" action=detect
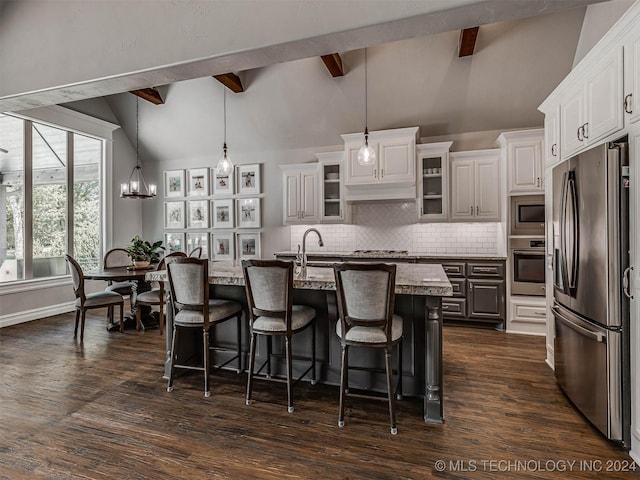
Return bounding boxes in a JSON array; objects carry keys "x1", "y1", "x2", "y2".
[
  {"x1": 165, "y1": 233, "x2": 185, "y2": 254},
  {"x1": 212, "y1": 168, "x2": 234, "y2": 195},
  {"x1": 164, "y1": 201, "x2": 185, "y2": 229},
  {"x1": 187, "y1": 167, "x2": 209, "y2": 196},
  {"x1": 211, "y1": 232, "x2": 235, "y2": 261},
  {"x1": 187, "y1": 200, "x2": 209, "y2": 229},
  {"x1": 186, "y1": 232, "x2": 209, "y2": 258},
  {"x1": 237, "y1": 232, "x2": 261, "y2": 259},
  {"x1": 212, "y1": 198, "x2": 234, "y2": 229},
  {"x1": 236, "y1": 197, "x2": 261, "y2": 228},
  {"x1": 164, "y1": 170, "x2": 185, "y2": 198},
  {"x1": 237, "y1": 164, "x2": 261, "y2": 195}
]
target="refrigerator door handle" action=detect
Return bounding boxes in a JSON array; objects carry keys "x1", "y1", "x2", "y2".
[
  {"x1": 552, "y1": 305, "x2": 605, "y2": 342},
  {"x1": 623, "y1": 266, "x2": 634, "y2": 299},
  {"x1": 567, "y1": 173, "x2": 579, "y2": 293},
  {"x1": 559, "y1": 172, "x2": 571, "y2": 294}
]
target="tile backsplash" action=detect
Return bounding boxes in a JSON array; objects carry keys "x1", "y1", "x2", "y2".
[{"x1": 290, "y1": 202, "x2": 498, "y2": 255}]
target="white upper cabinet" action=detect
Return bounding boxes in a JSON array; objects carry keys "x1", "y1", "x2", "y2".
[
  {"x1": 416, "y1": 141, "x2": 452, "y2": 222},
  {"x1": 497, "y1": 129, "x2": 544, "y2": 194},
  {"x1": 281, "y1": 164, "x2": 319, "y2": 225},
  {"x1": 342, "y1": 127, "x2": 418, "y2": 187},
  {"x1": 560, "y1": 46, "x2": 624, "y2": 159},
  {"x1": 624, "y1": 27, "x2": 640, "y2": 124},
  {"x1": 544, "y1": 106, "x2": 561, "y2": 167},
  {"x1": 450, "y1": 149, "x2": 500, "y2": 222},
  {"x1": 317, "y1": 151, "x2": 349, "y2": 223}
]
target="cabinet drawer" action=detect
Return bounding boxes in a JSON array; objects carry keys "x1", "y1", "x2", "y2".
[
  {"x1": 442, "y1": 262, "x2": 465, "y2": 277},
  {"x1": 442, "y1": 298, "x2": 466, "y2": 318},
  {"x1": 511, "y1": 302, "x2": 547, "y2": 324},
  {"x1": 449, "y1": 278, "x2": 466, "y2": 298},
  {"x1": 467, "y1": 262, "x2": 505, "y2": 278}
]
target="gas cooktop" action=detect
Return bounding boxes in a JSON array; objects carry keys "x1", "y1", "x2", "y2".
[{"x1": 351, "y1": 250, "x2": 409, "y2": 256}]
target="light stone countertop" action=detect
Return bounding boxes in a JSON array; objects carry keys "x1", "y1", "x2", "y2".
[
  {"x1": 274, "y1": 251, "x2": 507, "y2": 261},
  {"x1": 147, "y1": 261, "x2": 452, "y2": 297}
]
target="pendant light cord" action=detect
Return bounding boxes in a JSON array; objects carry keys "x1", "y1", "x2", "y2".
[
  {"x1": 135, "y1": 98, "x2": 140, "y2": 167},
  {"x1": 223, "y1": 87, "x2": 227, "y2": 146},
  {"x1": 364, "y1": 48, "x2": 368, "y2": 129}
]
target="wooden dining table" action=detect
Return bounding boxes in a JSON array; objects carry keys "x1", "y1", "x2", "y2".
[{"x1": 84, "y1": 266, "x2": 155, "y2": 330}]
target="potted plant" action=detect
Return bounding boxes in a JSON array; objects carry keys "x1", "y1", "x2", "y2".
[{"x1": 126, "y1": 235, "x2": 164, "y2": 267}]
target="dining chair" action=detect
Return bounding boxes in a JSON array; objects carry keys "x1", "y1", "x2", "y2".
[
  {"x1": 103, "y1": 248, "x2": 136, "y2": 323},
  {"x1": 65, "y1": 254, "x2": 124, "y2": 342},
  {"x1": 242, "y1": 259, "x2": 316, "y2": 413},
  {"x1": 333, "y1": 262, "x2": 403, "y2": 434},
  {"x1": 166, "y1": 257, "x2": 242, "y2": 397},
  {"x1": 188, "y1": 247, "x2": 203, "y2": 258},
  {"x1": 135, "y1": 252, "x2": 186, "y2": 334}
]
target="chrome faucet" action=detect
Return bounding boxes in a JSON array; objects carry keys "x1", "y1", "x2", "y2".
[{"x1": 300, "y1": 228, "x2": 324, "y2": 272}]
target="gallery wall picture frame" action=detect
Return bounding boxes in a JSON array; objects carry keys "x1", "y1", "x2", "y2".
[
  {"x1": 165, "y1": 232, "x2": 185, "y2": 254},
  {"x1": 165, "y1": 201, "x2": 185, "y2": 229},
  {"x1": 237, "y1": 232, "x2": 261, "y2": 259},
  {"x1": 237, "y1": 164, "x2": 261, "y2": 195},
  {"x1": 187, "y1": 232, "x2": 209, "y2": 258},
  {"x1": 187, "y1": 200, "x2": 209, "y2": 229},
  {"x1": 212, "y1": 168, "x2": 234, "y2": 196},
  {"x1": 164, "y1": 170, "x2": 185, "y2": 198},
  {"x1": 212, "y1": 198, "x2": 234, "y2": 229},
  {"x1": 187, "y1": 167, "x2": 209, "y2": 196},
  {"x1": 211, "y1": 232, "x2": 235, "y2": 261},
  {"x1": 236, "y1": 197, "x2": 261, "y2": 229}
]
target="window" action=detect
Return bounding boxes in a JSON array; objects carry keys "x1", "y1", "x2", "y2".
[{"x1": 0, "y1": 114, "x2": 105, "y2": 283}]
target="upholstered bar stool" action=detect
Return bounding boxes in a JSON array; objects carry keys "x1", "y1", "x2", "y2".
[
  {"x1": 242, "y1": 259, "x2": 317, "y2": 413},
  {"x1": 166, "y1": 257, "x2": 242, "y2": 397},
  {"x1": 135, "y1": 252, "x2": 186, "y2": 334},
  {"x1": 65, "y1": 254, "x2": 124, "y2": 342},
  {"x1": 333, "y1": 263, "x2": 403, "y2": 434}
]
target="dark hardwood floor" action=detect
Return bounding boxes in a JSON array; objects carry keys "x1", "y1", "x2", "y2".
[{"x1": 0, "y1": 309, "x2": 636, "y2": 479}]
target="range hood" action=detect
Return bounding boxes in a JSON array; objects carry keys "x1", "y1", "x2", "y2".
[{"x1": 344, "y1": 184, "x2": 417, "y2": 202}]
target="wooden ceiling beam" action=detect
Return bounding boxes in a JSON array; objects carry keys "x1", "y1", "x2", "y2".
[
  {"x1": 320, "y1": 53, "x2": 344, "y2": 77},
  {"x1": 129, "y1": 88, "x2": 164, "y2": 105},
  {"x1": 214, "y1": 73, "x2": 244, "y2": 93},
  {"x1": 458, "y1": 27, "x2": 480, "y2": 57}
]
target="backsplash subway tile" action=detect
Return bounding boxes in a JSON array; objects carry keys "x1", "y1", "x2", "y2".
[{"x1": 289, "y1": 203, "x2": 498, "y2": 255}]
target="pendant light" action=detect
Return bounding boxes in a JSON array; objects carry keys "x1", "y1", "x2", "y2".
[
  {"x1": 121, "y1": 98, "x2": 157, "y2": 199},
  {"x1": 357, "y1": 48, "x2": 376, "y2": 166},
  {"x1": 216, "y1": 87, "x2": 234, "y2": 176}
]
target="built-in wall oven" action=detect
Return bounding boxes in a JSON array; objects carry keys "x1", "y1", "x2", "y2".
[
  {"x1": 511, "y1": 195, "x2": 545, "y2": 236},
  {"x1": 510, "y1": 238, "x2": 546, "y2": 296}
]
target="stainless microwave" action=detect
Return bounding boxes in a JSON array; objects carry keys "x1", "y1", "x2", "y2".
[{"x1": 510, "y1": 195, "x2": 545, "y2": 236}]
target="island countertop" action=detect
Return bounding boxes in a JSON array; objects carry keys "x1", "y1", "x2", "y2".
[{"x1": 146, "y1": 261, "x2": 452, "y2": 297}]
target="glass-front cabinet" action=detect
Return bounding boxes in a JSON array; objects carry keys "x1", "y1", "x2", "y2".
[
  {"x1": 317, "y1": 151, "x2": 349, "y2": 223},
  {"x1": 416, "y1": 141, "x2": 452, "y2": 221}
]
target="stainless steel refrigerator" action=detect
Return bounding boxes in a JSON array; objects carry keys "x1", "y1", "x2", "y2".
[{"x1": 552, "y1": 138, "x2": 631, "y2": 448}]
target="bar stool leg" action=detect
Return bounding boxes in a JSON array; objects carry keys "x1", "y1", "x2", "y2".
[
  {"x1": 203, "y1": 328, "x2": 211, "y2": 398},
  {"x1": 310, "y1": 321, "x2": 317, "y2": 385},
  {"x1": 246, "y1": 331, "x2": 257, "y2": 405},
  {"x1": 285, "y1": 335, "x2": 293, "y2": 413},
  {"x1": 167, "y1": 326, "x2": 178, "y2": 392},
  {"x1": 236, "y1": 314, "x2": 242, "y2": 373},
  {"x1": 396, "y1": 339, "x2": 403, "y2": 400},
  {"x1": 74, "y1": 309, "x2": 80, "y2": 338},
  {"x1": 385, "y1": 348, "x2": 397, "y2": 435},
  {"x1": 338, "y1": 344, "x2": 348, "y2": 427}
]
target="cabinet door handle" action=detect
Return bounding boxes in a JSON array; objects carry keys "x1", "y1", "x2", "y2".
[
  {"x1": 476, "y1": 205, "x2": 479, "y2": 215},
  {"x1": 551, "y1": 144, "x2": 557, "y2": 157},
  {"x1": 381, "y1": 169, "x2": 384, "y2": 177},
  {"x1": 469, "y1": 205, "x2": 473, "y2": 215},
  {"x1": 624, "y1": 94, "x2": 633, "y2": 114},
  {"x1": 582, "y1": 122, "x2": 589, "y2": 139},
  {"x1": 373, "y1": 169, "x2": 377, "y2": 178},
  {"x1": 536, "y1": 177, "x2": 540, "y2": 187},
  {"x1": 577, "y1": 126, "x2": 584, "y2": 142}
]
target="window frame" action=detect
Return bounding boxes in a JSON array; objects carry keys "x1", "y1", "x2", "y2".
[{"x1": 0, "y1": 106, "x2": 119, "y2": 288}]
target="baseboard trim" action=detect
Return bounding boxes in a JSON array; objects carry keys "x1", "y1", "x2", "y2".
[{"x1": 0, "y1": 302, "x2": 75, "y2": 328}]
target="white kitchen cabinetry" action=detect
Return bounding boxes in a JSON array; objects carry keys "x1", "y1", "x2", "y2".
[
  {"x1": 416, "y1": 141, "x2": 451, "y2": 221},
  {"x1": 497, "y1": 129, "x2": 544, "y2": 194},
  {"x1": 316, "y1": 151, "x2": 349, "y2": 223},
  {"x1": 560, "y1": 46, "x2": 624, "y2": 159},
  {"x1": 508, "y1": 296, "x2": 547, "y2": 335},
  {"x1": 281, "y1": 164, "x2": 319, "y2": 224},
  {"x1": 624, "y1": 28, "x2": 640, "y2": 124},
  {"x1": 342, "y1": 127, "x2": 418, "y2": 187},
  {"x1": 544, "y1": 106, "x2": 561, "y2": 167},
  {"x1": 450, "y1": 149, "x2": 500, "y2": 222}
]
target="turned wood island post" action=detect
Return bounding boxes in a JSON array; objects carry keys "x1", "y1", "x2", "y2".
[{"x1": 146, "y1": 262, "x2": 452, "y2": 424}]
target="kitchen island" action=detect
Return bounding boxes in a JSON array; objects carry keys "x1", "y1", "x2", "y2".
[{"x1": 147, "y1": 262, "x2": 452, "y2": 424}]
